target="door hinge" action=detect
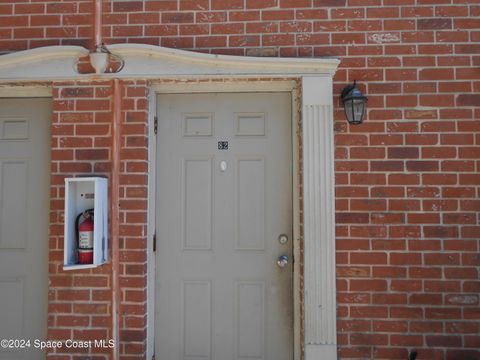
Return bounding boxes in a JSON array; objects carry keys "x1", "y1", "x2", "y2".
[
  {"x1": 154, "y1": 116, "x2": 158, "y2": 135},
  {"x1": 153, "y1": 231, "x2": 157, "y2": 252}
]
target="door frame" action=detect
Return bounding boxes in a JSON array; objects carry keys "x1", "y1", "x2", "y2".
[
  {"x1": 147, "y1": 78, "x2": 335, "y2": 360},
  {"x1": 151, "y1": 83, "x2": 299, "y2": 359}
]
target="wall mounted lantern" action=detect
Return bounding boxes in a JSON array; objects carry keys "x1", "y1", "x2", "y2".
[{"x1": 341, "y1": 80, "x2": 368, "y2": 125}]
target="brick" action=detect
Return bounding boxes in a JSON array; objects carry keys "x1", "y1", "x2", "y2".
[
  {"x1": 350, "y1": 147, "x2": 385, "y2": 159},
  {"x1": 436, "y1": 5, "x2": 469, "y2": 16},
  {"x1": 371, "y1": 161, "x2": 403, "y2": 171},
  {"x1": 352, "y1": 173, "x2": 386, "y2": 185},
  {"x1": 445, "y1": 267, "x2": 478, "y2": 279},
  {"x1": 419, "y1": 68, "x2": 454, "y2": 80},
  {"x1": 410, "y1": 321, "x2": 444, "y2": 333},
  {"x1": 457, "y1": 94, "x2": 480, "y2": 106},
  {"x1": 350, "y1": 333, "x2": 388, "y2": 345},
  {"x1": 388, "y1": 174, "x2": 420, "y2": 185},
  {"x1": 180, "y1": 0, "x2": 209, "y2": 10},
  {"x1": 386, "y1": 68, "x2": 417, "y2": 81},
  {"x1": 417, "y1": 18, "x2": 452, "y2": 30},
  {"x1": 390, "y1": 306, "x2": 423, "y2": 319},
  {"x1": 367, "y1": 7, "x2": 399, "y2": 18},
  {"x1": 401, "y1": 6, "x2": 433, "y2": 17},
  {"x1": 425, "y1": 281, "x2": 461, "y2": 293},
  {"x1": 409, "y1": 239, "x2": 441, "y2": 251},
  {"x1": 385, "y1": 19, "x2": 415, "y2": 31},
  {"x1": 390, "y1": 334, "x2": 423, "y2": 346},
  {"x1": 388, "y1": 147, "x2": 418, "y2": 159},
  {"x1": 409, "y1": 267, "x2": 442, "y2": 279},
  {"x1": 372, "y1": 264, "x2": 407, "y2": 276},
  {"x1": 348, "y1": 20, "x2": 382, "y2": 32},
  {"x1": 75, "y1": 149, "x2": 109, "y2": 161},
  {"x1": 402, "y1": 31, "x2": 435, "y2": 43},
  {"x1": 409, "y1": 294, "x2": 442, "y2": 305},
  {"x1": 437, "y1": 30, "x2": 469, "y2": 43},
  {"x1": 351, "y1": 306, "x2": 388, "y2": 318},
  {"x1": 331, "y1": 8, "x2": 364, "y2": 19},
  {"x1": 261, "y1": 10, "x2": 294, "y2": 20},
  {"x1": 338, "y1": 319, "x2": 371, "y2": 332},
  {"x1": 407, "y1": 186, "x2": 439, "y2": 198},
  {"x1": 454, "y1": 18, "x2": 480, "y2": 29},
  {"x1": 447, "y1": 350, "x2": 480, "y2": 360},
  {"x1": 351, "y1": 252, "x2": 388, "y2": 264},
  {"x1": 389, "y1": 226, "x2": 421, "y2": 238},
  {"x1": 424, "y1": 226, "x2": 459, "y2": 238},
  {"x1": 262, "y1": 34, "x2": 294, "y2": 46},
  {"x1": 446, "y1": 294, "x2": 479, "y2": 305},
  {"x1": 438, "y1": 81, "x2": 472, "y2": 92},
  {"x1": 162, "y1": 12, "x2": 194, "y2": 23},
  {"x1": 350, "y1": 279, "x2": 387, "y2": 291},
  {"x1": 280, "y1": 0, "x2": 311, "y2": 7},
  {"x1": 420, "y1": 94, "x2": 455, "y2": 107},
  {"x1": 406, "y1": 160, "x2": 439, "y2": 172},
  {"x1": 229, "y1": 11, "x2": 260, "y2": 21},
  {"x1": 211, "y1": 23, "x2": 244, "y2": 34},
  {"x1": 339, "y1": 347, "x2": 372, "y2": 359},
  {"x1": 426, "y1": 335, "x2": 462, "y2": 347},
  {"x1": 314, "y1": 0, "x2": 346, "y2": 5},
  {"x1": 370, "y1": 134, "x2": 403, "y2": 145},
  {"x1": 332, "y1": 33, "x2": 365, "y2": 45},
  {"x1": 422, "y1": 146, "x2": 457, "y2": 159},
  {"x1": 390, "y1": 253, "x2": 422, "y2": 265},
  {"x1": 336, "y1": 213, "x2": 369, "y2": 223},
  {"x1": 446, "y1": 322, "x2": 480, "y2": 334}
]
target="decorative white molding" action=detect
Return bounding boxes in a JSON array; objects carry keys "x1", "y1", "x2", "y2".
[
  {"x1": 0, "y1": 46, "x2": 88, "y2": 81},
  {"x1": 0, "y1": 44, "x2": 339, "y2": 82},
  {"x1": 302, "y1": 76, "x2": 337, "y2": 360}
]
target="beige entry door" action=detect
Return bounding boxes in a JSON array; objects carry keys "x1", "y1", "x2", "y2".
[
  {"x1": 156, "y1": 92, "x2": 293, "y2": 360},
  {"x1": 0, "y1": 98, "x2": 50, "y2": 359}
]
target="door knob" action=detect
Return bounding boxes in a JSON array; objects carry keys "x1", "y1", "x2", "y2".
[{"x1": 277, "y1": 255, "x2": 289, "y2": 268}]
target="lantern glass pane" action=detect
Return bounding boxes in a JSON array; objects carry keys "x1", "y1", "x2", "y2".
[
  {"x1": 344, "y1": 99, "x2": 354, "y2": 122},
  {"x1": 353, "y1": 99, "x2": 365, "y2": 123}
]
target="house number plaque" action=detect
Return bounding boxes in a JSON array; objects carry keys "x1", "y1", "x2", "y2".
[{"x1": 218, "y1": 141, "x2": 229, "y2": 150}]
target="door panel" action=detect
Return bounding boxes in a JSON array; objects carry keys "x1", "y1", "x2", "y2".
[
  {"x1": 156, "y1": 93, "x2": 292, "y2": 360},
  {"x1": 0, "y1": 98, "x2": 50, "y2": 359}
]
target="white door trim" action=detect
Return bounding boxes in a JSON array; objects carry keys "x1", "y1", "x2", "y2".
[
  {"x1": 0, "y1": 85, "x2": 51, "y2": 97},
  {"x1": 148, "y1": 80, "x2": 301, "y2": 360},
  {"x1": 148, "y1": 77, "x2": 337, "y2": 360},
  {"x1": 302, "y1": 77, "x2": 337, "y2": 358}
]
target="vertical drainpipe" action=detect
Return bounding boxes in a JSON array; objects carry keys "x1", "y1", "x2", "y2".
[
  {"x1": 111, "y1": 78, "x2": 122, "y2": 360},
  {"x1": 93, "y1": 0, "x2": 121, "y2": 357},
  {"x1": 93, "y1": 0, "x2": 102, "y2": 49}
]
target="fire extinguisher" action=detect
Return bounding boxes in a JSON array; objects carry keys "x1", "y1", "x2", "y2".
[{"x1": 76, "y1": 209, "x2": 94, "y2": 264}]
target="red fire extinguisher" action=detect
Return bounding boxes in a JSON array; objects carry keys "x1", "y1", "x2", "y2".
[{"x1": 76, "y1": 209, "x2": 94, "y2": 264}]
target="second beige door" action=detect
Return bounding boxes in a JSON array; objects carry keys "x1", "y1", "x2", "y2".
[{"x1": 156, "y1": 92, "x2": 293, "y2": 360}]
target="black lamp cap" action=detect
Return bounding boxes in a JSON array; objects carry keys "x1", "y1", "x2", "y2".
[{"x1": 341, "y1": 80, "x2": 368, "y2": 103}]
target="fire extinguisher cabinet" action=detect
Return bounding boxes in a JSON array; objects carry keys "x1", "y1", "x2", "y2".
[{"x1": 63, "y1": 177, "x2": 108, "y2": 270}]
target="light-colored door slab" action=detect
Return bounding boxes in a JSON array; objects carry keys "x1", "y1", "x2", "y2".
[
  {"x1": 0, "y1": 98, "x2": 50, "y2": 359},
  {"x1": 155, "y1": 92, "x2": 293, "y2": 360}
]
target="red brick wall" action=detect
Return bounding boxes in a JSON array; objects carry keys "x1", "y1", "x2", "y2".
[
  {"x1": 49, "y1": 80, "x2": 149, "y2": 359},
  {"x1": 1, "y1": 1, "x2": 479, "y2": 359}
]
